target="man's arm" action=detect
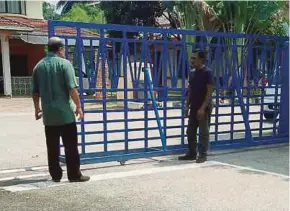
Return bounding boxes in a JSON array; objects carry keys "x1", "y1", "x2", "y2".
[
  {"x1": 32, "y1": 68, "x2": 42, "y2": 119},
  {"x1": 32, "y1": 94, "x2": 40, "y2": 110},
  {"x1": 63, "y1": 61, "x2": 83, "y2": 119},
  {"x1": 186, "y1": 87, "x2": 192, "y2": 108},
  {"x1": 200, "y1": 71, "x2": 214, "y2": 111},
  {"x1": 69, "y1": 88, "x2": 81, "y2": 109},
  {"x1": 200, "y1": 84, "x2": 214, "y2": 111},
  {"x1": 186, "y1": 71, "x2": 194, "y2": 108}
]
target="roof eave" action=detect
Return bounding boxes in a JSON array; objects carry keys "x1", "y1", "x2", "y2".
[{"x1": 0, "y1": 26, "x2": 34, "y2": 32}]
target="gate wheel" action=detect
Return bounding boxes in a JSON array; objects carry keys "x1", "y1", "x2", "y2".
[{"x1": 119, "y1": 161, "x2": 126, "y2": 166}]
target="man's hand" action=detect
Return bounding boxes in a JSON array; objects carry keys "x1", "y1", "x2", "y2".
[
  {"x1": 197, "y1": 108, "x2": 205, "y2": 120},
  {"x1": 32, "y1": 93, "x2": 41, "y2": 120},
  {"x1": 75, "y1": 107, "x2": 84, "y2": 121},
  {"x1": 185, "y1": 106, "x2": 190, "y2": 118},
  {"x1": 35, "y1": 108, "x2": 42, "y2": 120}
]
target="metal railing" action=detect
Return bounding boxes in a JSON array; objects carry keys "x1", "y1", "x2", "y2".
[{"x1": 48, "y1": 20, "x2": 289, "y2": 165}]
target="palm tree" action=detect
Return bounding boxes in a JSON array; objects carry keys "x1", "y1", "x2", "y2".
[{"x1": 167, "y1": 1, "x2": 287, "y2": 100}]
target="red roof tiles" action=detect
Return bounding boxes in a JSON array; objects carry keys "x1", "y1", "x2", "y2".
[{"x1": 0, "y1": 15, "x2": 97, "y2": 36}]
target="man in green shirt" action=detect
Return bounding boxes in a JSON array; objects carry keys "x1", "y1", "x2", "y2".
[{"x1": 32, "y1": 37, "x2": 90, "y2": 182}]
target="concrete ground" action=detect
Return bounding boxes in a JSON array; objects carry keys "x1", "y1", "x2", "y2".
[{"x1": 0, "y1": 98, "x2": 289, "y2": 211}]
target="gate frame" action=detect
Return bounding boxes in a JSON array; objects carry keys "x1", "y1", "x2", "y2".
[{"x1": 47, "y1": 20, "x2": 289, "y2": 165}]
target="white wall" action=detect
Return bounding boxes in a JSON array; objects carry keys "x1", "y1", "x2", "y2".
[
  {"x1": 1, "y1": 35, "x2": 12, "y2": 96},
  {"x1": 25, "y1": 0, "x2": 43, "y2": 19}
]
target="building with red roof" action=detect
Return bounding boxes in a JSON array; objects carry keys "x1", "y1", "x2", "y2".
[{"x1": 0, "y1": 0, "x2": 98, "y2": 96}]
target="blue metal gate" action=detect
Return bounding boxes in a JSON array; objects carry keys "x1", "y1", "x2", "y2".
[{"x1": 48, "y1": 20, "x2": 289, "y2": 165}]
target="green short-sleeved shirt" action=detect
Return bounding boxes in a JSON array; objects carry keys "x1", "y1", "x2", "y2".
[{"x1": 32, "y1": 53, "x2": 78, "y2": 126}]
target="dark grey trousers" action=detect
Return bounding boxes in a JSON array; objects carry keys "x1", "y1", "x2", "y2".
[{"x1": 186, "y1": 107, "x2": 212, "y2": 157}]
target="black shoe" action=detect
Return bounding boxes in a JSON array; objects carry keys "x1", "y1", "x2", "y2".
[
  {"x1": 196, "y1": 156, "x2": 207, "y2": 163},
  {"x1": 52, "y1": 178, "x2": 61, "y2": 182},
  {"x1": 178, "y1": 153, "x2": 197, "y2": 161},
  {"x1": 69, "y1": 175, "x2": 90, "y2": 183}
]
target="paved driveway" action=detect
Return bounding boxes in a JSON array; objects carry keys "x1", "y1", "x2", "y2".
[{"x1": 0, "y1": 98, "x2": 288, "y2": 211}]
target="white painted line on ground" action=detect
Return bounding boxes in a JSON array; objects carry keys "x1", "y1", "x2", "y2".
[
  {"x1": 1, "y1": 160, "x2": 289, "y2": 193},
  {"x1": 0, "y1": 166, "x2": 48, "y2": 175},
  {"x1": 211, "y1": 161, "x2": 290, "y2": 179},
  {"x1": 0, "y1": 112, "x2": 33, "y2": 117},
  {"x1": 0, "y1": 173, "x2": 49, "y2": 182},
  {"x1": 1, "y1": 161, "x2": 216, "y2": 192}
]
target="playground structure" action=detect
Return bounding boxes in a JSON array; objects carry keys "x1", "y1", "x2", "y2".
[{"x1": 48, "y1": 20, "x2": 289, "y2": 165}]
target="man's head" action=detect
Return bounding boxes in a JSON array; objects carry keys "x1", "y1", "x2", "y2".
[
  {"x1": 48, "y1": 37, "x2": 65, "y2": 57},
  {"x1": 190, "y1": 49, "x2": 206, "y2": 69}
]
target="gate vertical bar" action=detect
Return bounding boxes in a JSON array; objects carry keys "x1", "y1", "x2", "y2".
[
  {"x1": 89, "y1": 39, "x2": 94, "y2": 93},
  {"x1": 181, "y1": 34, "x2": 186, "y2": 146},
  {"x1": 163, "y1": 34, "x2": 168, "y2": 148},
  {"x1": 230, "y1": 43, "x2": 235, "y2": 141},
  {"x1": 64, "y1": 39, "x2": 69, "y2": 60},
  {"x1": 100, "y1": 29, "x2": 108, "y2": 152},
  {"x1": 77, "y1": 28, "x2": 86, "y2": 154},
  {"x1": 259, "y1": 43, "x2": 267, "y2": 137},
  {"x1": 143, "y1": 32, "x2": 149, "y2": 151},
  {"x1": 214, "y1": 37, "x2": 221, "y2": 142},
  {"x1": 278, "y1": 41, "x2": 289, "y2": 136},
  {"x1": 272, "y1": 44, "x2": 281, "y2": 135},
  {"x1": 123, "y1": 31, "x2": 129, "y2": 152},
  {"x1": 48, "y1": 20, "x2": 55, "y2": 38}
]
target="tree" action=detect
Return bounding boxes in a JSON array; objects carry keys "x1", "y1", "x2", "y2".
[
  {"x1": 163, "y1": 1, "x2": 288, "y2": 36},
  {"x1": 205, "y1": 1, "x2": 288, "y2": 36},
  {"x1": 100, "y1": 1, "x2": 164, "y2": 26},
  {"x1": 163, "y1": 1, "x2": 288, "y2": 63},
  {"x1": 56, "y1": 1, "x2": 94, "y2": 15},
  {"x1": 59, "y1": 3, "x2": 104, "y2": 23},
  {"x1": 43, "y1": 2, "x2": 59, "y2": 20},
  {"x1": 99, "y1": 1, "x2": 165, "y2": 54}
]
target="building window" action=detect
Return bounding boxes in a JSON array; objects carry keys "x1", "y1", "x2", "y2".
[{"x1": 0, "y1": 1, "x2": 26, "y2": 15}]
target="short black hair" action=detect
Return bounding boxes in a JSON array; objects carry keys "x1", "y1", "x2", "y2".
[
  {"x1": 192, "y1": 49, "x2": 207, "y2": 61},
  {"x1": 47, "y1": 37, "x2": 64, "y2": 53}
]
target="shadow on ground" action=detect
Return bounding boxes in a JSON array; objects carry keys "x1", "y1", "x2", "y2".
[
  {"x1": 150, "y1": 144, "x2": 289, "y2": 175},
  {"x1": 0, "y1": 179, "x2": 48, "y2": 187}
]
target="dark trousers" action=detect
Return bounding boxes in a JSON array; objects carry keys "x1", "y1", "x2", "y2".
[
  {"x1": 186, "y1": 107, "x2": 212, "y2": 157},
  {"x1": 45, "y1": 122, "x2": 81, "y2": 180}
]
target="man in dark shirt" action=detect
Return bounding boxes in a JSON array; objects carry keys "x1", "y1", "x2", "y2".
[{"x1": 179, "y1": 50, "x2": 214, "y2": 163}]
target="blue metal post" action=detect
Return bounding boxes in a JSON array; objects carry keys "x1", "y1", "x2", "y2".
[
  {"x1": 47, "y1": 20, "x2": 55, "y2": 38},
  {"x1": 143, "y1": 32, "x2": 149, "y2": 151},
  {"x1": 100, "y1": 30, "x2": 108, "y2": 152},
  {"x1": 181, "y1": 34, "x2": 186, "y2": 146},
  {"x1": 64, "y1": 39, "x2": 69, "y2": 60},
  {"x1": 214, "y1": 38, "x2": 222, "y2": 142},
  {"x1": 278, "y1": 42, "x2": 289, "y2": 136},
  {"x1": 272, "y1": 45, "x2": 280, "y2": 135},
  {"x1": 259, "y1": 43, "x2": 267, "y2": 137},
  {"x1": 162, "y1": 33, "x2": 168, "y2": 148},
  {"x1": 123, "y1": 31, "x2": 129, "y2": 153},
  {"x1": 89, "y1": 39, "x2": 94, "y2": 93},
  {"x1": 76, "y1": 28, "x2": 86, "y2": 154}
]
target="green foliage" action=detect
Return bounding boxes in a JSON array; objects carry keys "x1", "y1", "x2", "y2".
[
  {"x1": 206, "y1": 1, "x2": 287, "y2": 35},
  {"x1": 43, "y1": 2, "x2": 59, "y2": 20},
  {"x1": 264, "y1": 17, "x2": 289, "y2": 36},
  {"x1": 57, "y1": 1, "x2": 92, "y2": 15},
  {"x1": 59, "y1": 3, "x2": 105, "y2": 23}
]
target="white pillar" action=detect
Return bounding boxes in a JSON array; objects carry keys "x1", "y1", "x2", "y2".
[{"x1": 1, "y1": 35, "x2": 12, "y2": 96}]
